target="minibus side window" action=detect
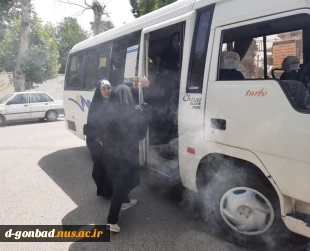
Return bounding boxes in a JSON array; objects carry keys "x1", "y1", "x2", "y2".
[
  {"x1": 84, "y1": 47, "x2": 100, "y2": 90},
  {"x1": 66, "y1": 52, "x2": 85, "y2": 89},
  {"x1": 187, "y1": 8, "x2": 214, "y2": 93},
  {"x1": 217, "y1": 13, "x2": 310, "y2": 113},
  {"x1": 109, "y1": 31, "x2": 141, "y2": 87},
  {"x1": 98, "y1": 42, "x2": 112, "y2": 82},
  {"x1": 83, "y1": 42, "x2": 113, "y2": 90}
]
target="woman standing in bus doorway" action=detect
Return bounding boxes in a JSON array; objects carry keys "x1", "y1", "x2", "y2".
[
  {"x1": 95, "y1": 81, "x2": 149, "y2": 233},
  {"x1": 158, "y1": 32, "x2": 181, "y2": 74},
  {"x1": 87, "y1": 80, "x2": 114, "y2": 199}
]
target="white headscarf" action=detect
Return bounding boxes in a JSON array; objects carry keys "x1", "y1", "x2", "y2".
[{"x1": 100, "y1": 79, "x2": 111, "y2": 89}]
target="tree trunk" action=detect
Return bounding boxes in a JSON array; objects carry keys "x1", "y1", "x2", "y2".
[
  {"x1": 92, "y1": 0, "x2": 103, "y2": 35},
  {"x1": 14, "y1": 0, "x2": 31, "y2": 92}
]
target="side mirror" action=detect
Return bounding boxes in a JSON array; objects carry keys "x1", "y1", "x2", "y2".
[{"x1": 6, "y1": 101, "x2": 12, "y2": 105}]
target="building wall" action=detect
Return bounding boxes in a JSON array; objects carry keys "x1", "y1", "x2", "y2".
[
  {"x1": 0, "y1": 73, "x2": 12, "y2": 98},
  {"x1": 0, "y1": 73, "x2": 65, "y2": 101}
]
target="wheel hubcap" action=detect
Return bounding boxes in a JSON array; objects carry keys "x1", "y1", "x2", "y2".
[
  {"x1": 48, "y1": 112, "x2": 56, "y2": 120},
  {"x1": 220, "y1": 187, "x2": 274, "y2": 235}
]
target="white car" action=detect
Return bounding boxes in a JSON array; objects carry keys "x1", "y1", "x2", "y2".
[{"x1": 0, "y1": 92, "x2": 64, "y2": 125}]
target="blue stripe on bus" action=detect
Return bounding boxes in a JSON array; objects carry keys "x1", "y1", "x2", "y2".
[
  {"x1": 127, "y1": 48, "x2": 138, "y2": 54},
  {"x1": 68, "y1": 96, "x2": 91, "y2": 112}
]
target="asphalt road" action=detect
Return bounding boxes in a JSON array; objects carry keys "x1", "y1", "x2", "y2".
[{"x1": 0, "y1": 118, "x2": 308, "y2": 251}]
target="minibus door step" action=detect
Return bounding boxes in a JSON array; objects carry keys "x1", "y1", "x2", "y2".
[{"x1": 287, "y1": 212, "x2": 310, "y2": 226}]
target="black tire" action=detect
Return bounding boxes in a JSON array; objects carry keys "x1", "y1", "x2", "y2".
[
  {"x1": 46, "y1": 110, "x2": 58, "y2": 122},
  {"x1": 199, "y1": 163, "x2": 295, "y2": 250},
  {"x1": 0, "y1": 115, "x2": 5, "y2": 126}
]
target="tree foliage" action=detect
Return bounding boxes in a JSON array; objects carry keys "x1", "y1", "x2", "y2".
[
  {"x1": 0, "y1": 0, "x2": 20, "y2": 41},
  {"x1": 138, "y1": 0, "x2": 156, "y2": 16},
  {"x1": 129, "y1": 0, "x2": 177, "y2": 17},
  {"x1": 0, "y1": 13, "x2": 60, "y2": 89},
  {"x1": 156, "y1": 0, "x2": 177, "y2": 8},
  {"x1": 0, "y1": 0, "x2": 18, "y2": 24},
  {"x1": 129, "y1": 0, "x2": 140, "y2": 18},
  {"x1": 56, "y1": 17, "x2": 88, "y2": 74}
]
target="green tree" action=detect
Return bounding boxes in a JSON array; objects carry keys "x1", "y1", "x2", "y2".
[
  {"x1": 0, "y1": 13, "x2": 60, "y2": 89},
  {"x1": 129, "y1": 0, "x2": 177, "y2": 17},
  {"x1": 0, "y1": 0, "x2": 20, "y2": 41},
  {"x1": 129, "y1": 0, "x2": 140, "y2": 18},
  {"x1": 56, "y1": 17, "x2": 88, "y2": 74},
  {"x1": 156, "y1": 0, "x2": 177, "y2": 8},
  {"x1": 13, "y1": 0, "x2": 31, "y2": 92},
  {"x1": 138, "y1": 0, "x2": 156, "y2": 16}
]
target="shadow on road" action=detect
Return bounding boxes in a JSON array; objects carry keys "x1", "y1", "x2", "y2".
[
  {"x1": 38, "y1": 147, "x2": 309, "y2": 251},
  {"x1": 37, "y1": 146, "x2": 252, "y2": 251},
  {"x1": 38, "y1": 146, "x2": 100, "y2": 223}
]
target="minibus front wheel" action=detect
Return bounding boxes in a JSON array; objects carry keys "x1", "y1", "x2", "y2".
[{"x1": 199, "y1": 164, "x2": 293, "y2": 250}]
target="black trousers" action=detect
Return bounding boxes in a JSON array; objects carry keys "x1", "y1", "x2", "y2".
[
  {"x1": 107, "y1": 188, "x2": 128, "y2": 224},
  {"x1": 97, "y1": 170, "x2": 113, "y2": 198}
]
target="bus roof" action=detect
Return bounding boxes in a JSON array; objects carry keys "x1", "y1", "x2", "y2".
[
  {"x1": 70, "y1": 0, "x2": 310, "y2": 54},
  {"x1": 70, "y1": 0, "x2": 221, "y2": 53}
]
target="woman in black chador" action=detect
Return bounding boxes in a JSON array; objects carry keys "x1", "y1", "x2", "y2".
[
  {"x1": 91, "y1": 80, "x2": 149, "y2": 233},
  {"x1": 86, "y1": 80, "x2": 114, "y2": 199}
]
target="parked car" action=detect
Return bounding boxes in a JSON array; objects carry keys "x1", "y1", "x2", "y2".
[{"x1": 0, "y1": 92, "x2": 64, "y2": 125}]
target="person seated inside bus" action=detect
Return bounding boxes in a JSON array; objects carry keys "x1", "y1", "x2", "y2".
[
  {"x1": 280, "y1": 56, "x2": 301, "y2": 81},
  {"x1": 219, "y1": 51, "x2": 245, "y2": 81}
]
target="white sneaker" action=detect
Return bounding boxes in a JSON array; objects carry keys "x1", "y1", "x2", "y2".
[
  {"x1": 107, "y1": 224, "x2": 120, "y2": 233},
  {"x1": 121, "y1": 199, "x2": 137, "y2": 210}
]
